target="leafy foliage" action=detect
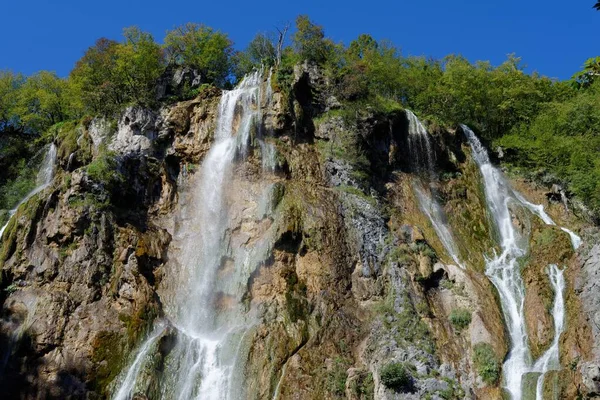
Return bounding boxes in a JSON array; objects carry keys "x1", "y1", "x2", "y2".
[
  {"x1": 472, "y1": 343, "x2": 500, "y2": 385},
  {"x1": 292, "y1": 15, "x2": 336, "y2": 65},
  {"x1": 164, "y1": 23, "x2": 233, "y2": 86},
  {"x1": 449, "y1": 308, "x2": 472, "y2": 331},
  {"x1": 86, "y1": 152, "x2": 124, "y2": 192},
  {"x1": 380, "y1": 362, "x2": 412, "y2": 391},
  {"x1": 232, "y1": 33, "x2": 277, "y2": 78}
]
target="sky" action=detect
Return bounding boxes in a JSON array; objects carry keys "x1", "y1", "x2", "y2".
[{"x1": 0, "y1": 0, "x2": 597, "y2": 80}]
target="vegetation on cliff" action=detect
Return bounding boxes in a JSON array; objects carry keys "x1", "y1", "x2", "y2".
[{"x1": 1, "y1": 14, "x2": 600, "y2": 219}]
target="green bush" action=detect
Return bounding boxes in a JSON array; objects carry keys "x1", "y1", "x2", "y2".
[
  {"x1": 86, "y1": 152, "x2": 124, "y2": 191},
  {"x1": 327, "y1": 357, "x2": 351, "y2": 396},
  {"x1": 449, "y1": 308, "x2": 472, "y2": 331},
  {"x1": 472, "y1": 343, "x2": 500, "y2": 385},
  {"x1": 380, "y1": 362, "x2": 412, "y2": 391}
]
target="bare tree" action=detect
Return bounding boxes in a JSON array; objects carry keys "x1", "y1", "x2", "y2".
[{"x1": 275, "y1": 23, "x2": 290, "y2": 68}]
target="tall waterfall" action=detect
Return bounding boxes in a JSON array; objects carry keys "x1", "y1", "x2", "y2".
[
  {"x1": 113, "y1": 71, "x2": 275, "y2": 400},
  {"x1": 406, "y1": 111, "x2": 464, "y2": 268},
  {"x1": 463, "y1": 125, "x2": 568, "y2": 400},
  {"x1": 0, "y1": 143, "x2": 57, "y2": 239}
]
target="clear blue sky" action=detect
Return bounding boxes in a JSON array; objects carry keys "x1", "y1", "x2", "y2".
[{"x1": 0, "y1": 0, "x2": 597, "y2": 80}]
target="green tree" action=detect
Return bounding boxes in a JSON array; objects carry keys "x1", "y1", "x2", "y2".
[
  {"x1": 572, "y1": 57, "x2": 600, "y2": 89},
  {"x1": 232, "y1": 33, "x2": 277, "y2": 79},
  {"x1": 116, "y1": 27, "x2": 164, "y2": 107},
  {"x1": 14, "y1": 71, "x2": 74, "y2": 132},
  {"x1": 70, "y1": 38, "x2": 124, "y2": 114},
  {"x1": 164, "y1": 23, "x2": 233, "y2": 86},
  {"x1": 0, "y1": 71, "x2": 24, "y2": 132},
  {"x1": 292, "y1": 15, "x2": 335, "y2": 64}
]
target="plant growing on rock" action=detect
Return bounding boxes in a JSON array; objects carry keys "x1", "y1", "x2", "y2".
[
  {"x1": 472, "y1": 343, "x2": 500, "y2": 385},
  {"x1": 380, "y1": 362, "x2": 413, "y2": 392},
  {"x1": 449, "y1": 308, "x2": 472, "y2": 331}
]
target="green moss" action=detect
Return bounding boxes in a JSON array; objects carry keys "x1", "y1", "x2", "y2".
[
  {"x1": 86, "y1": 152, "x2": 124, "y2": 192},
  {"x1": 54, "y1": 120, "x2": 79, "y2": 161},
  {"x1": 472, "y1": 343, "x2": 501, "y2": 386},
  {"x1": 91, "y1": 331, "x2": 128, "y2": 394},
  {"x1": 119, "y1": 303, "x2": 160, "y2": 346}
]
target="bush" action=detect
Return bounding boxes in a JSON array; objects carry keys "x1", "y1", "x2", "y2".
[
  {"x1": 449, "y1": 308, "x2": 472, "y2": 331},
  {"x1": 86, "y1": 152, "x2": 123, "y2": 192},
  {"x1": 380, "y1": 362, "x2": 412, "y2": 391},
  {"x1": 327, "y1": 357, "x2": 350, "y2": 396},
  {"x1": 472, "y1": 343, "x2": 500, "y2": 385}
]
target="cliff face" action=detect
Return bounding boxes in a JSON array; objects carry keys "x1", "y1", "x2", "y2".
[{"x1": 0, "y1": 65, "x2": 597, "y2": 400}]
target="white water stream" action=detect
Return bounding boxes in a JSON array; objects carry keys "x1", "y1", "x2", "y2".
[
  {"x1": 406, "y1": 111, "x2": 464, "y2": 268},
  {"x1": 463, "y1": 125, "x2": 570, "y2": 400},
  {"x1": 113, "y1": 71, "x2": 275, "y2": 400},
  {"x1": 0, "y1": 143, "x2": 57, "y2": 239}
]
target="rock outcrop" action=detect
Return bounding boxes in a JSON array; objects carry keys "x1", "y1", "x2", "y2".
[{"x1": 0, "y1": 64, "x2": 597, "y2": 400}]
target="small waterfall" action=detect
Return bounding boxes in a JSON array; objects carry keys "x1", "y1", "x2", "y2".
[
  {"x1": 406, "y1": 111, "x2": 464, "y2": 268},
  {"x1": 0, "y1": 143, "x2": 57, "y2": 239},
  {"x1": 513, "y1": 191, "x2": 582, "y2": 250},
  {"x1": 406, "y1": 110, "x2": 435, "y2": 175},
  {"x1": 463, "y1": 125, "x2": 567, "y2": 400},
  {"x1": 531, "y1": 264, "x2": 565, "y2": 400},
  {"x1": 112, "y1": 71, "x2": 275, "y2": 400}
]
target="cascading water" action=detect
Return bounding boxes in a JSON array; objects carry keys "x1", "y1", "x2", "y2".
[
  {"x1": 113, "y1": 71, "x2": 276, "y2": 400},
  {"x1": 406, "y1": 111, "x2": 464, "y2": 268},
  {"x1": 513, "y1": 191, "x2": 582, "y2": 250},
  {"x1": 531, "y1": 264, "x2": 565, "y2": 400},
  {"x1": 0, "y1": 143, "x2": 57, "y2": 239},
  {"x1": 406, "y1": 110, "x2": 435, "y2": 175},
  {"x1": 463, "y1": 125, "x2": 568, "y2": 400}
]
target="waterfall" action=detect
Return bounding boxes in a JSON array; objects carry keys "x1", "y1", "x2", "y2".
[
  {"x1": 0, "y1": 143, "x2": 57, "y2": 239},
  {"x1": 406, "y1": 110, "x2": 435, "y2": 175},
  {"x1": 112, "y1": 71, "x2": 275, "y2": 400},
  {"x1": 531, "y1": 264, "x2": 565, "y2": 400},
  {"x1": 463, "y1": 125, "x2": 567, "y2": 400},
  {"x1": 513, "y1": 191, "x2": 582, "y2": 250},
  {"x1": 406, "y1": 111, "x2": 464, "y2": 268}
]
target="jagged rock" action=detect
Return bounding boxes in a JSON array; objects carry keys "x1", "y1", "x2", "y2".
[
  {"x1": 156, "y1": 66, "x2": 204, "y2": 99},
  {"x1": 582, "y1": 362, "x2": 600, "y2": 394},
  {"x1": 110, "y1": 106, "x2": 163, "y2": 156},
  {"x1": 88, "y1": 117, "x2": 111, "y2": 156}
]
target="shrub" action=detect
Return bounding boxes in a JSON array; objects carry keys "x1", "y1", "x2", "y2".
[
  {"x1": 380, "y1": 362, "x2": 412, "y2": 391},
  {"x1": 327, "y1": 357, "x2": 350, "y2": 396},
  {"x1": 449, "y1": 308, "x2": 472, "y2": 331},
  {"x1": 86, "y1": 152, "x2": 123, "y2": 192},
  {"x1": 472, "y1": 343, "x2": 500, "y2": 385}
]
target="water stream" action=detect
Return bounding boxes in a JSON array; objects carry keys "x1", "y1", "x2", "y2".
[
  {"x1": 113, "y1": 71, "x2": 275, "y2": 400},
  {"x1": 0, "y1": 143, "x2": 57, "y2": 239},
  {"x1": 463, "y1": 125, "x2": 569, "y2": 400},
  {"x1": 406, "y1": 111, "x2": 464, "y2": 268}
]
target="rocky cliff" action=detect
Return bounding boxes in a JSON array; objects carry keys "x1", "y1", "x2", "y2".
[{"x1": 0, "y1": 65, "x2": 597, "y2": 400}]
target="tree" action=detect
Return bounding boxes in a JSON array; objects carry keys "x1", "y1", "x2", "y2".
[
  {"x1": 70, "y1": 38, "x2": 123, "y2": 114},
  {"x1": 14, "y1": 71, "x2": 72, "y2": 132},
  {"x1": 572, "y1": 57, "x2": 600, "y2": 89},
  {"x1": 292, "y1": 15, "x2": 334, "y2": 64},
  {"x1": 0, "y1": 71, "x2": 24, "y2": 132},
  {"x1": 594, "y1": 2, "x2": 600, "y2": 10},
  {"x1": 232, "y1": 33, "x2": 278, "y2": 79},
  {"x1": 71, "y1": 28, "x2": 164, "y2": 115},
  {"x1": 116, "y1": 27, "x2": 164, "y2": 107},
  {"x1": 164, "y1": 23, "x2": 233, "y2": 86}
]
